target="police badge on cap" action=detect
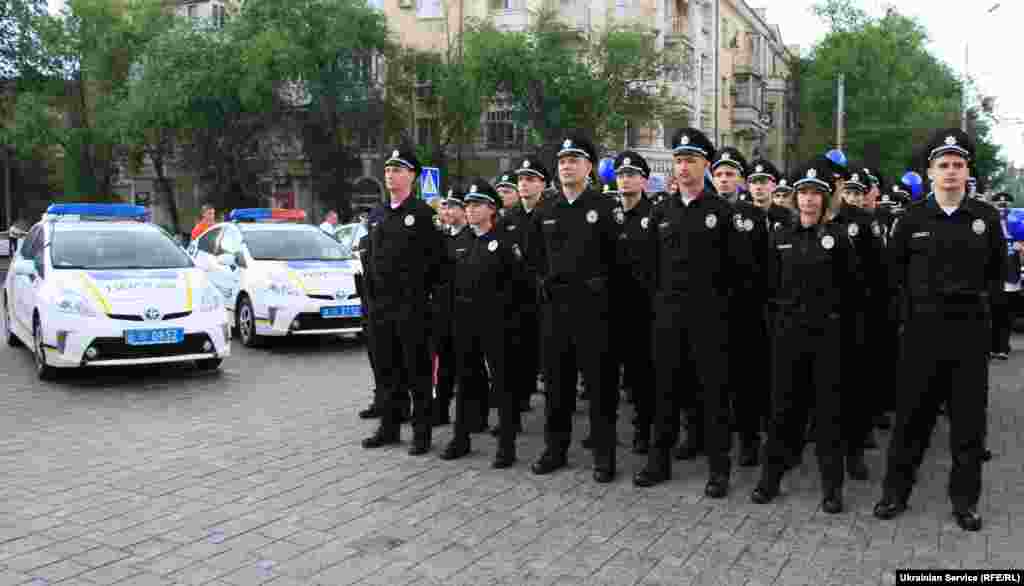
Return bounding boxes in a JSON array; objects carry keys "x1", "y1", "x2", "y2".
[
  {"x1": 927, "y1": 128, "x2": 974, "y2": 162},
  {"x1": 670, "y1": 128, "x2": 714, "y2": 159},
  {"x1": 384, "y1": 147, "x2": 422, "y2": 175}
]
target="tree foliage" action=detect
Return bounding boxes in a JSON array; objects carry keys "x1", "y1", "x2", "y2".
[{"x1": 798, "y1": 0, "x2": 1005, "y2": 188}]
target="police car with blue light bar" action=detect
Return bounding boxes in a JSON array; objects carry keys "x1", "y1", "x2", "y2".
[
  {"x1": 2, "y1": 204, "x2": 231, "y2": 379},
  {"x1": 187, "y1": 208, "x2": 363, "y2": 347}
]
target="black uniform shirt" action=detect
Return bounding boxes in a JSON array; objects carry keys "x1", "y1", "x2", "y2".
[
  {"x1": 366, "y1": 196, "x2": 444, "y2": 307},
  {"x1": 889, "y1": 195, "x2": 1004, "y2": 303},
  {"x1": 647, "y1": 188, "x2": 754, "y2": 297},
  {"x1": 527, "y1": 187, "x2": 619, "y2": 287},
  {"x1": 453, "y1": 227, "x2": 524, "y2": 313},
  {"x1": 770, "y1": 220, "x2": 861, "y2": 321},
  {"x1": 833, "y1": 202, "x2": 886, "y2": 304},
  {"x1": 613, "y1": 196, "x2": 656, "y2": 297}
]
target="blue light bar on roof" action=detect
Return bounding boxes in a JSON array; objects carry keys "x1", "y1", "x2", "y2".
[
  {"x1": 46, "y1": 203, "x2": 148, "y2": 219},
  {"x1": 227, "y1": 208, "x2": 306, "y2": 222}
]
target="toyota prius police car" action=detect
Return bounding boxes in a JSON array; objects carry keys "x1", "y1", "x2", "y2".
[
  {"x1": 2, "y1": 204, "x2": 231, "y2": 379},
  {"x1": 188, "y1": 208, "x2": 363, "y2": 347}
]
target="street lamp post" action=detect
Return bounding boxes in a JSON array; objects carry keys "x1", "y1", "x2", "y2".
[
  {"x1": 963, "y1": 3, "x2": 1002, "y2": 132},
  {"x1": 3, "y1": 145, "x2": 11, "y2": 231}
]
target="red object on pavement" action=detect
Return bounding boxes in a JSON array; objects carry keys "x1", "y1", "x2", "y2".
[{"x1": 432, "y1": 353, "x2": 439, "y2": 387}]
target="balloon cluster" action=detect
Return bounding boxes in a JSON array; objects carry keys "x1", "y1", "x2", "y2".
[
  {"x1": 901, "y1": 171, "x2": 924, "y2": 200},
  {"x1": 1006, "y1": 209, "x2": 1024, "y2": 241},
  {"x1": 598, "y1": 157, "x2": 616, "y2": 185}
]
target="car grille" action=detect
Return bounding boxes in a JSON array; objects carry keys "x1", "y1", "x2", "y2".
[
  {"x1": 85, "y1": 333, "x2": 213, "y2": 360},
  {"x1": 107, "y1": 311, "x2": 192, "y2": 322},
  {"x1": 293, "y1": 312, "x2": 361, "y2": 331},
  {"x1": 307, "y1": 293, "x2": 359, "y2": 301}
]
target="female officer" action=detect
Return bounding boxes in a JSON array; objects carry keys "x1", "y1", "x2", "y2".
[
  {"x1": 438, "y1": 179, "x2": 525, "y2": 468},
  {"x1": 750, "y1": 156, "x2": 862, "y2": 514}
]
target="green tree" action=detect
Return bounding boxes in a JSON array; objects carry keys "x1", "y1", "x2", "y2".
[
  {"x1": 797, "y1": 2, "x2": 1004, "y2": 185},
  {"x1": 0, "y1": 0, "x2": 48, "y2": 79}
]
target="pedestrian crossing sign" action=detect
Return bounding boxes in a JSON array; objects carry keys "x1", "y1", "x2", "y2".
[{"x1": 421, "y1": 167, "x2": 440, "y2": 201}]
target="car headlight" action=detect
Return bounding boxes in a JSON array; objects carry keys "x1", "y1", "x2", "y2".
[
  {"x1": 199, "y1": 286, "x2": 223, "y2": 313},
  {"x1": 265, "y1": 279, "x2": 302, "y2": 298},
  {"x1": 54, "y1": 290, "x2": 98, "y2": 317}
]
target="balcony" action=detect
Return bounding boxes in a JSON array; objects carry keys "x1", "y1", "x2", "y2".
[
  {"x1": 664, "y1": 14, "x2": 692, "y2": 46},
  {"x1": 489, "y1": 0, "x2": 529, "y2": 31}
]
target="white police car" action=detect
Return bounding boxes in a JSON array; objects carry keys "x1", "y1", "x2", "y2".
[
  {"x1": 2, "y1": 204, "x2": 231, "y2": 380},
  {"x1": 188, "y1": 208, "x2": 363, "y2": 347}
]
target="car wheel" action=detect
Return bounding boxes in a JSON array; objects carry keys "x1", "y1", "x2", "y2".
[
  {"x1": 33, "y1": 317, "x2": 58, "y2": 381},
  {"x1": 196, "y1": 358, "x2": 223, "y2": 372},
  {"x1": 4, "y1": 295, "x2": 21, "y2": 347},
  {"x1": 237, "y1": 295, "x2": 263, "y2": 348}
]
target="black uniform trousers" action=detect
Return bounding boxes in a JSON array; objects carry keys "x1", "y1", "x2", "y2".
[
  {"x1": 842, "y1": 309, "x2": 872, "y2": 455},
  {"x1": 729, "y1": 295, "x2": 770, "y2": 443},
  {"x1": 991, "y1": 290, "x2": 1017, "y2": 354},
  {"x1": 542, "y1": 283, "x2": 618, "y2": 469},
  {"x1": 371, "y1": 298, "x2": 433, "y2": 432},
  {"x1": 882, "y1": 307, "x2": 989, "y2": 511},
  {"x1": 452, "y1": 299, "x2": 517, "y2": 439},
  {"x1": 511, "y1": 297, "x2": 540, "y2": 409},
  {"x1": 651, "y1": 293, "x2": 732, "y2": 476},
  {"x1": 613, "y1": 292, "x2": 654, "y2": 439},
  {"x1": 760, "y1": 313, "x2": 844, "y2": 493}
]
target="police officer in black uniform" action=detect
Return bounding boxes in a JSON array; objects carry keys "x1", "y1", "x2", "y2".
[
  {"x1": 874, "y1": 129, "x2": 1004, "y2": 532},
  {"x1": 361, "y1": 147, "x2": 445, "y2": 455},
  {"x1": 496, "y1": 170, "x2": 520, "y2": 219},
  {"x1": 750, "y1": 157, "x2": 861, "y2": 513},
  {"x1": 991, "y1": 192, "x2": 1020, "y2": 360},
  {"x1": 830, "y1": 167, "x2": 886, "y2": 480},
  {"x1": 633, "y1": 128, "x2": 755, "y2": 496},
  {"x1": 439, "y1": 179, "x2": 525, "y2": 467},
  {"x1": 773, "y1": 179, "x2": 796, "y2": 211},
  {"x1": 432, "y1": 187, "x2": 478, "y2": 426},
  {"x1": 527, "y1": 134, "x2": 621, "y2": 483},
  {"x1": 747, "y1": 159, "x2": 795, "y2": 231},
  {"x1": 610, "y1": 150, "x2": 657, "y2": 454},
  {"x1": 506, "y1": 157, "x2": 551, "y2": 413},
  {"x1": 709, "y1": 146, "x2": 773, "y2": 467}
]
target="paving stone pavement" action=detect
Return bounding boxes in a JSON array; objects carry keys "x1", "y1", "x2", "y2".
[{"x1": 0, "y1": 326, "x2": 1021, "y2": 586}]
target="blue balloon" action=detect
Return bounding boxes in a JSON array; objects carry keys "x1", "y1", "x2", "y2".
[
  {"x1": 1007, "y1": 208, "x2": 1024, "y2": 241},
  {"x1": 901, "y1": 171, "x2": 924, "y2": 200},
  {"x1": 598, "y1": 157, "x2": 616, "y2": 184},
  {"x1": 825, "y1": 149, "x2": 847, "y2": 168}
]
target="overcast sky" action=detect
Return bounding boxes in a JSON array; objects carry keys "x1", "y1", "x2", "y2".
[{"x1": 47, "y1": 0, "x2": 1023, "y2": 165}]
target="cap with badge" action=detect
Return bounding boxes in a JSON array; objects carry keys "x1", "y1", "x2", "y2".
[
  {"x1": 670, "y1": 128, "x2": 715, "y2": 160},
  {"x1": 383, "y1": 146, "x2": 421, "y2": 175},
  {"x1": 514, "y1": 156, "x2": 551, "y2": 183},
  {"x1": 992, "y1": 192, "x2": 1014, "y2": 208},
  {"x1": 443, "y1": 185, "x2": 466, "y2": 207},
  {"x1": 556, "y1": 134, "x2": 598, "y2": 162},
  {"x1": 792, "y1": 157, "x2": 838, "y2": 194},
  {"x1": 843, "y1": 169, "x2": 869, "y2": 192},
  {"x1": 927, "y1": 128, "x2": 974, "y2": 162},
  {"x1": 711, "y1": 147, "x2": 748, "y2": 175},
  {"x1": 464, "y1": 179, "x2": 500, "y2": 207},
  {"x1": 773, "y1": 178, "x2": 794, "y2": 194},
  {"x1": 748, "y1": 159, "x2": 781, "y2": 183},
  {"x1": 613, "y1": 150, "x2": 651, "y2": 178},
  {"x1": 495, "y1": 170, "x2": 518, "y2": 191}
]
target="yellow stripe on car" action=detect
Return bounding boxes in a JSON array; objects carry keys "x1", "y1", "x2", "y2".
[
  {"x1": 286, "y1": 270, "x2": 308, "y2": 294},
  {"x1": 183, "y1": 272, "x2": 193, "y2": 312},
  {"x1": 75, "y1": 273, "x2": 112, "y2": 314}
]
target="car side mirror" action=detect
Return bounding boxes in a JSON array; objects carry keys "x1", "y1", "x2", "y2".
[
  {"x1": 216, "y1": 253, "x2": 237, "y2": 269},
  {"x1": 13, "y1": 258, "x2": 37, "y2": 277}
]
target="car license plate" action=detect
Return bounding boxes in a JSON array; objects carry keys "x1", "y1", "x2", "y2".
[
  {"x1": 124, "y1": 328, "x2": 185, "y2": 346},
  {"x1": 321, "y1": 305, "x2": 361, "y2": 318}
]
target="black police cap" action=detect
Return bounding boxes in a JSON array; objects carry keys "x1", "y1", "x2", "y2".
[
  {"x1": 464, "y1": 178, "x2": 500, "y2": 207},
  {"x1": 670, "y1": 128, "x2": 714, "y2": 160},
  {"x1": 557, "y1": 134, "x2": 598, "y2": 162},
  {"x1": 613, "y1": 150, "x2": 650, "y2": 178},
  {"x1": 792, "y1": 157, "x2": 837, "y2": 193},
  {"x1": 748, "y1": 158, "x2": 781, "y2": 182},
  {"x1": 495, "y1": 170, "x2": 518, "y2": 190},
  {"x1": 927, "y1": 128, "x2": 974, "y2": 162},
  {"x1": 443, "y1": 185, "x2": 466, "y2": 207},
  {"x1": 711, "y1": 147, "x2": 747, "y2": 175},
  {"x1": 514, "y1": 156, "x2": 550, "y2": 182},
  {"x1": 383, "y1": 147, "x2": 421, "y2": 175},
  {"x1": 992, "y1": 192, "x2": 1013, "y2": 205},
  {"x1": 844, "y1": 170, "x2": 869, "y2": 192},
  {"x1": 773, "y1": 178, "x2": 794, "y2": 194}
]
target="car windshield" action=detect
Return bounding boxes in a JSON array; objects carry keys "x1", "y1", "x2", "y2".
[
  {"x1": 334, "y1": 223, "x2": 367, "y2": 260},
  {"x1": 51, "y1": 227, "x2": 193, "y2": 270},
  {"x1": 243, "y1": 227, "x2": 347, "y2": 261}
]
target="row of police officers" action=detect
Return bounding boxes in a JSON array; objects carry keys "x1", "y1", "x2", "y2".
[{"x1": 357, "y1": 125, "x2": 1001, "y2": 532}]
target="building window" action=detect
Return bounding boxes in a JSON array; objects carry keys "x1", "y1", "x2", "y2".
[
  {"x1": 489, "y1": 0, "x2": 522, "y2": 10},
  {"x1": 417, "y1": 0, "x2": 443, "y2": 19},
  {"x1": 615, "y1": 0, "x2": 629, "y2": 18},
  {"x1": 626, "y1": 122, "x2": 656, "y2": 148},
  {"x1": 485, "y1": 110, "x2": 524, "y2": 148},
  {"x1": 212, "y1": 3, "x2": 226, "y2": 28},
  {"x1": 186, "y1": 3, "x2": 198, "y2": 19}
]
